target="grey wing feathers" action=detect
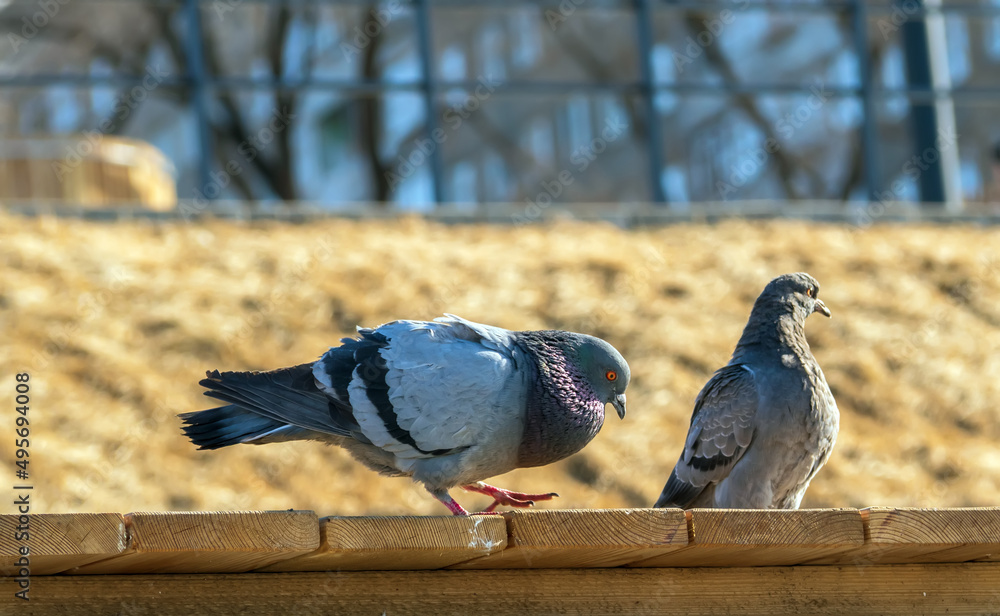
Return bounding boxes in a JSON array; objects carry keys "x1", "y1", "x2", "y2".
[
  {"x1": 655, "y1": 363, "x2": 758, "y2": 508},
  {"x1": 343, "y1": 317, "x2": 519, "y2": 458},
  {"x1": 655, "y1": 467, "x2": 706, "y2": 509},
  {"x1": 433, "y1": 314, "x2": 518, "y2": 355}
]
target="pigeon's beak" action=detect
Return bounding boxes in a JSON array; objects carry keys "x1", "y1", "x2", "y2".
[
  {"x1": 611, "y1": 394, "x2": 627, "y2": 419},
  {"x1": 813, "y1": 299, "x2": 831, "y2": 318}
]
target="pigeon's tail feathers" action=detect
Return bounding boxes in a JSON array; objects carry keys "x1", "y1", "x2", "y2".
[
  {"x1": 179, "y1": 405, "x2": 332, "y2": 450},
  {"x1": 189, "y1": 363, "x2": 363, "y2": 442},
  {"x1": 654, "y1": 467, "x2": 709, "y2": 509}
]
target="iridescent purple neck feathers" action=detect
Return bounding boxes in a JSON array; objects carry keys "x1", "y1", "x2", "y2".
[{"x1": 514, "y1": 332, "x2": 607, "y2": 468}]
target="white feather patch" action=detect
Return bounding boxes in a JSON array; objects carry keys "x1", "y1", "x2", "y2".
[
  {"x1": 348, "y1": 364, "x2": 424, "y2": 458},
  {"x1": 312, "y1": 351, "x2": 339, "y2": 398}
]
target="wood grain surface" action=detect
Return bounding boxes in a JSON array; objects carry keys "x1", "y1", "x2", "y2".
[
  {"x1": 0, "y1": 513, "x2": 127, "y2": 575},
  {"x1": 260, "y1": 515, "x2": 507, "y2": 571},
  {"x1": 69, "y1": 510, "x2": 319, "y2": 574},
  {"x1": 4, "y1": 564, "x2": 1000, "y2": 615},
  {"x1": 451, "y1": 508, "x2": 688, "y2": 568},
  {"x1": 632, "y1": 508, "x2": 865, "y2": 567}
]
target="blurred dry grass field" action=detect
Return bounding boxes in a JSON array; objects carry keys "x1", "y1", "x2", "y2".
[{"x1": 1, "y1": 213, "x2": 999, "y2": 516}]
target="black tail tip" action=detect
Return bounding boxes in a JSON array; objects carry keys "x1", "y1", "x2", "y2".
[
  {"x1": 178, "y1": 409, "x2": 231, "y2": 450},
  {"x1": 179, "y1": 423, "x2": 234, "y2": 451}
]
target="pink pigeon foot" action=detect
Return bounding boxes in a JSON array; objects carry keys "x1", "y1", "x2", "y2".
[
  {"x1": 461, "y1": 481, "x2": 559, "y2": 512},
  {"x1": 429, "y1": 488, "x2": 470, "y2": 516}
]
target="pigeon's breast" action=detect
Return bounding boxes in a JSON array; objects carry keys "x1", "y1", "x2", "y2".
[
  {"x1": 806, "y1": 365, "x2": 839, "y2": 451},
  {"x1": 770, "y1": 360, "x2": 839, "y2": 506},
  {"x1": 515, "y1": 353, "x2": 606, "y2": 468}
]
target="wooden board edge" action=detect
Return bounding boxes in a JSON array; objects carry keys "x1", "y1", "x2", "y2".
[{"x1": 5, "y1": 563, "x2": 1000, "y2": 615}]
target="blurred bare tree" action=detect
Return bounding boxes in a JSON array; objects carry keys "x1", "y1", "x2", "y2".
[{"x1": 1, "y1": 1, "x2": 998, "y2": 207}]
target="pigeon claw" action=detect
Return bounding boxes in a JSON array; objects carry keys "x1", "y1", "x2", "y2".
[
  {"x1": 479, "y1": 496, "x2": 532, "y2": 514},
  {"x1": 461, "y1": 482, "x2": 560, "y2": 513}
]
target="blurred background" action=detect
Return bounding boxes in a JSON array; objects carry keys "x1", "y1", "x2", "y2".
[
  {"x1": 3, "y1": 0, "x2": 1000, "y2": 212},
  {"x1": 1, "y1": 1, "x2": 999, "y2": 517}
]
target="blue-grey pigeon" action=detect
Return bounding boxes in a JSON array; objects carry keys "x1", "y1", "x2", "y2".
[
  {"x1": 654, "y1": 273, "x2": 839, "y2": 509},
  {"x1": 180, "y1": 314, "x2": 630, "y2": 515}
]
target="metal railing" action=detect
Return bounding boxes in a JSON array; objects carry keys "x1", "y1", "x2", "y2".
[{"x1": 2, "y1": 0, "x2": 999, "y2": 208}]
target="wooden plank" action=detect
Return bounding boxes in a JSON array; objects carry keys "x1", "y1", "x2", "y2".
[
  {"x1": 259, "y1": 515, "x2": 507, "y2": 571},
  {"x1": 809, "y1": 507, "x2": 1000, "y2": 565},
  {"x1": 631, "y1": 509, "x2": 864, "y2": 567},
  {"x1": 0, "y1": 513, "x2": 127, "y2": 575},
  {"x1": 5, "y1": 564, "x2": 1000, "y2": 615},
  {"x1": 69, "y1": 511, "x2": 319, "y2": 574},
  {"x1": 450, "y1": 508, "x2": 688, "y2": 569}
]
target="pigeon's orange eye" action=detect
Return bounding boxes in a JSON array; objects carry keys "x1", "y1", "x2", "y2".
[
  {"x1": 806, "y1": 288, "x2": 814, "y2": 297},
  {"x1": 606, "y1": 370, "x2": 618, "y2": 382}
]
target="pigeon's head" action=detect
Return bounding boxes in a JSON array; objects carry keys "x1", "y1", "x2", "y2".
[
  {"x1": 759, "y1": 272, "x2": 831, "y2": 320},
  {"x1": 570, "y1": 335, "x2": 631, "y2": 419}
]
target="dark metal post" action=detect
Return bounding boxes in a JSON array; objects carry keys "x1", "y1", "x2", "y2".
[
  {"x1": 184, "y1": 0, "x2": 214, "y2": 198},
  {"x1": 852, "y1": 0, "x2": 881, "y2": 202},
  {"x1": 635, "y1": 0, "x2": 668, "y2": 204},
  {"x1": 414, "y1": 0, "x2": 445, "y2": 205},
  {"x1": 898, "y1": 0, "x2": 946, "y2": 204}
]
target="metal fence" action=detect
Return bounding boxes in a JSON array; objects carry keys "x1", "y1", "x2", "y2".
[{"x1": 2, "y1": 0, "x2": 1000, "y2": 209}]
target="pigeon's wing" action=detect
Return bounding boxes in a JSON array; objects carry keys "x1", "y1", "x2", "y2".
[
  {"x1": 314, "y1": 316, "x2": 523, "y2": 461},
  {"x1": 181, "y1": 315, "x2": 523, "y2": 461},
  {"x1": 655, "y1": 363, "x2": 759, "y2": 508}
]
